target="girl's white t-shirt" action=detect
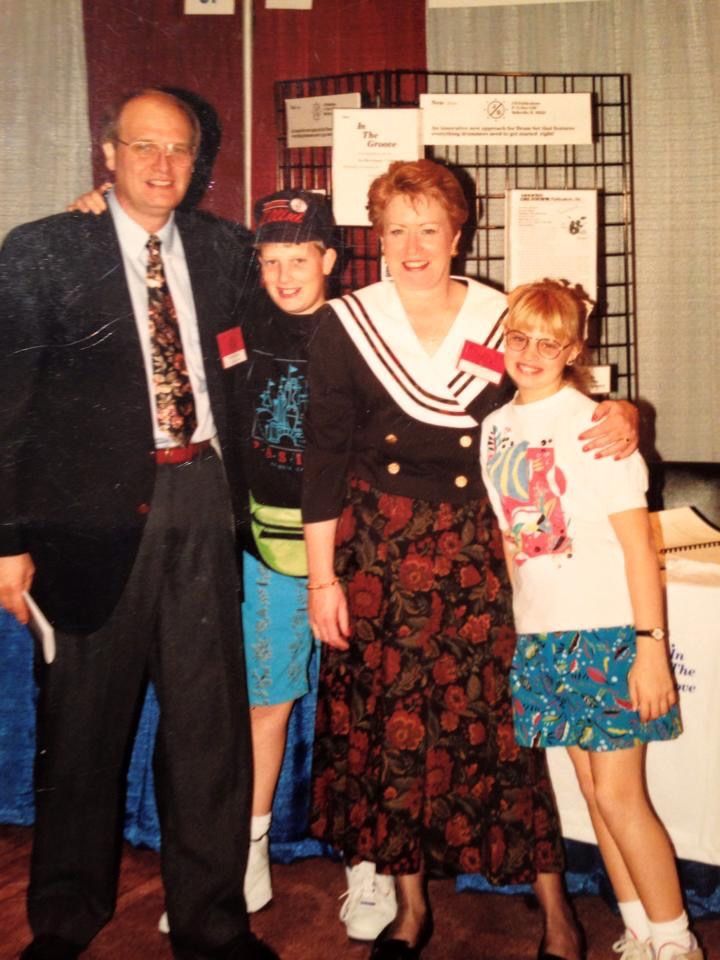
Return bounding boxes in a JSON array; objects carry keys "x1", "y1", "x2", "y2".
[{"x1": 480, "y1": 386, "x2": 648, "y2": 634}]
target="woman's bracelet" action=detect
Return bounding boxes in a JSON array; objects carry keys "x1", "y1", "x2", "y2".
[{"x1": 306, "y1": 577, "x2": 340, "y2": 591}]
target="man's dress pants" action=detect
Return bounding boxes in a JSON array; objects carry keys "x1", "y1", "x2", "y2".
[{"x1": 27, "y1": 450, "x2": 252, "y2": 958}]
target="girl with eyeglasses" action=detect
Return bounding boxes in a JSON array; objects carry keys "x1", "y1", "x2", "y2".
[{"x1": 480, "y1": 279, "x2": 702, "y2": 960}]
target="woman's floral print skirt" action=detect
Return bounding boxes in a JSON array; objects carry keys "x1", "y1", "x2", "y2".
[{"x1": 309, "y1": 478, "x2": 565, "y2": 882}]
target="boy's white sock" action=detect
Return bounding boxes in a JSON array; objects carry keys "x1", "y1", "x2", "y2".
[
  {"x1": 649, "y1": 911, "x2": 697, "y2": 959},
  {"x1": 250, "y1": 812, "x2": 272, "y2": 842},
  {"x1": 618, "y1": 899, "x2": 651, "y2": 942}
]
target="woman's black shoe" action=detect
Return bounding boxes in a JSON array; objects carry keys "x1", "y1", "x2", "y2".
[
  {"x1": 370, "y1": 913, "x2": 433, "y2": 960},
  {"x1": 537, "y1": 934, "x2": 587, "y2": 960}
]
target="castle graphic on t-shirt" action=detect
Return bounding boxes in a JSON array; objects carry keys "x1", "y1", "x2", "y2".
[{"x1": 252, "y1": 364, "x2": 307, "y2": 472}]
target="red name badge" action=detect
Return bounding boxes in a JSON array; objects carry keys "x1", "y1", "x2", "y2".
[
  {"x1": 457, "y1": 340, "x2": 505, "y2": 384},
  {"x1": 217, "y1": 327, "x2": 247, "y2": 369}
]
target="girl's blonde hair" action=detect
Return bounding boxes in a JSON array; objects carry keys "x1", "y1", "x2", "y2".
[{"x1": 505, "y1": 279, "x2": 594, "y2": 393}]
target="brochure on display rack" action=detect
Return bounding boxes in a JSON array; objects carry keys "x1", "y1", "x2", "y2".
[
  {"x1": 285, "y1": 92, "x2": 361, "y2": 149},
  {"x1": 504, "y1": 188, "x2": 598, "y2": 301},
  {"x1": 331, "y1": 108, "x2": 422, "y2": 226},
  {"x1": 419, "y1": 92, "x2": 593, "y2": 147}
]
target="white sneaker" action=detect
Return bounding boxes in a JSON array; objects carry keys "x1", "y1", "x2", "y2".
[
  {"x1": 655, "y1": 939, "x2": 704, "y2": 960},
  {"x1": 338, "y1": 861, "x2": 397, "y2": 941},
  {"x1": 244, "y1": 832, "x2": 272, "y2": 913},
  {"x1": 158, "y1": 911, "x2": 170, "y2": 934},
  {"x1": 612, "y1": 935, "x2": 654, "y2": 960}
]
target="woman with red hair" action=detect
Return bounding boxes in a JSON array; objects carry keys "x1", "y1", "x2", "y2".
[{"x1": 301, "y1": 159, "x2": 638, "y2": 959}]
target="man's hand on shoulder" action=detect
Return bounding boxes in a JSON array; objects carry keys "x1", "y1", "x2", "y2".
[
  {"x1": 67, "y1": 182, "x2": 112, "y2": 215},
  {"x1": 578, "y1": 398, "x2": 639, "y2": 460},
  {"x1": 0, "y1": 553, "x2": 35, "y2": 624}
]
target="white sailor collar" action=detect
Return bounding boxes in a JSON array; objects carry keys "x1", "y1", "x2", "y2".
[{"x1": 329, "y1": 277, "x2": 507, "y2": 429}]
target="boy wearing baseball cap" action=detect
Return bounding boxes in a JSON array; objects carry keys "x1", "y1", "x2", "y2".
[{"x1": 239, "y1": 190, "x2": 337, "y2": 912}]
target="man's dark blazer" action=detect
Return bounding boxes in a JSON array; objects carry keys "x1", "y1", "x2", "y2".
[{"x1": 0, "y1": 208, "x2": 252, "y2": 635}]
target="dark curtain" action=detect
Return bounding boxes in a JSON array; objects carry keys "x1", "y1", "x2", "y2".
[
  {"x1": 82, "y1": 0, "x2": 426, "y2": 223},
  {"x1": 83, "y1": 0, "x2": 247, "y2": 222},
  {"x1": 251, "y1": 0, "x2": 427, "y2": 203}
]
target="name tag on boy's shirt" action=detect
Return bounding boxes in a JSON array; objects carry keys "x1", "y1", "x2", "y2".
[{"x1": 217, "y1": 327, "x2": 247, "y2": 368}]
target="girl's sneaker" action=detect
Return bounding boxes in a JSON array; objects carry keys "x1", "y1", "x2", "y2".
[
  {"x1": 612, "y1": 935, "x2": 653, "y2": 960},
  {"x1": 655, "y1": 944, "x2": 704, "y2": 960}
]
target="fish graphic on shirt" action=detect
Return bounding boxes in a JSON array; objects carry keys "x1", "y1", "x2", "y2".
[{"x1": 486, "y1": 434, "x2": 571, "y2": 564}]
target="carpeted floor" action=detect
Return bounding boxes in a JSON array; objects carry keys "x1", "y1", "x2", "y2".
[{"x1": 1, "y1": 825, "x2": 718, "y2": 959}]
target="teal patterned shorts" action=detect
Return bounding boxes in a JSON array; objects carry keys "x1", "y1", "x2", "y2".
[
  {"x1": 242, "y1": 551, "x2": 315, "y2": 707},
  {"x1": 511, "y1": 625, "x2": 682, "y2": 751}
]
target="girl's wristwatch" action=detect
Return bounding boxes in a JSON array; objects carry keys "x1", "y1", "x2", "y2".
[{"x1": 636, "y1": 627, "x2": 666, "y2": 641}]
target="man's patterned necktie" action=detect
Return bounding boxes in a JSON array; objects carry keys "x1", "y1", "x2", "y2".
[{"x1": 146, "y1": 234, "x2": 197, "y2": 446}]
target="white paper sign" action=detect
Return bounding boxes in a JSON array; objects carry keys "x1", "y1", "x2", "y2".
[
  {"x1": 420, "y1": 93, "x2": 592, "y2": 146},
  {"x1": 586, "y1": 365, "x2": 612, "y2": 395},
  {"x1": 285, "y1": 93, "x2": 361, "y2": 149},
  {"x1": 331, "y1": 109, "x2": 422, "y2": 226},
  {"x1": 429, "y1": 0, "x2": 594, "y2": 6},
  {"x1": 184, "y1": 0, "x2": 235, "y2": 13},
  {"x1": 23, "y1": 591, "x2": 56, "y2": 664},
  {"x1": 265, "y1": 0, "x2": 312, "y2": 7},
  {"x1": 504, "y1": 189, "x2": 598, "y2": 301}
]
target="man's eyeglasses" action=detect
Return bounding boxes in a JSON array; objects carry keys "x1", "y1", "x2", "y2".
[
  {"x1": 504, "y1": 329, "x2": 571, "y2": 360},
  {"x1": 115, "y1": 138, "x2": 195, "y2": 164}
]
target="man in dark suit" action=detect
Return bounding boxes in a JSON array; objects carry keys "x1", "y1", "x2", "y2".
[{"x1": 0, "y1": 89, "x2": 275, "y2": 960}]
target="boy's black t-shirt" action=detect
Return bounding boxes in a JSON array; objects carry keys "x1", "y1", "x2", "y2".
[{"x1": 240, "y1": 289, "x2": 317, "y2": 510}]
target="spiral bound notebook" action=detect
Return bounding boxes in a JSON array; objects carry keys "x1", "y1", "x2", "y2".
[{"x1": 650, "y1": 506, "x2": 720, "y2": 567}]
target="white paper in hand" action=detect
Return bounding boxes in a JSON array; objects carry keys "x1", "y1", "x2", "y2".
[{"x1": 23, "y1": 591, "x2": 56, "y2": 664}]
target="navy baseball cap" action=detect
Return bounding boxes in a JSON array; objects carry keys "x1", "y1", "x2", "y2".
[{"x1": 253, "y1": 189, "x2": 337, "y2": 248}]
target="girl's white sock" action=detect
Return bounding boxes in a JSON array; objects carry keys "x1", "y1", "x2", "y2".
[
  {"x1": 649, "y1": 911, "x2": 697, "y2": 959},
  {"x1": 618, "y1": 899, "x2": 651, "y2": 941}
]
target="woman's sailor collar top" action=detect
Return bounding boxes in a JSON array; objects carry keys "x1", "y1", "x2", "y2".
[
  {"x1": 327, "y1": 277, "x2": 507, "y2": 430},
  {"x1": 301, "y1": 277, "x2": 513, "y2": 521}
]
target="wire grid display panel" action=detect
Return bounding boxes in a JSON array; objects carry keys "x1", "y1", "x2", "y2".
[{"x1": 275, "y1": 71, "x2": 635, "y2": 399}]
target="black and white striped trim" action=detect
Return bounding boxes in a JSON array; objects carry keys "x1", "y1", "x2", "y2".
[{"x1": 331, "y1": 281, "x2": 506, "y2": 429}]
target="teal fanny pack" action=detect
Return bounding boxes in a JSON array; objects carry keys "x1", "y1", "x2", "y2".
[{"x1": 249, "y1": 492, "x2": 307, "y2": 578}]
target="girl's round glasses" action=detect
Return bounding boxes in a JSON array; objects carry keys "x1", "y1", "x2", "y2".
[{"x1": 504, "y1": 329, "x2": 571, "y2": 361}]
